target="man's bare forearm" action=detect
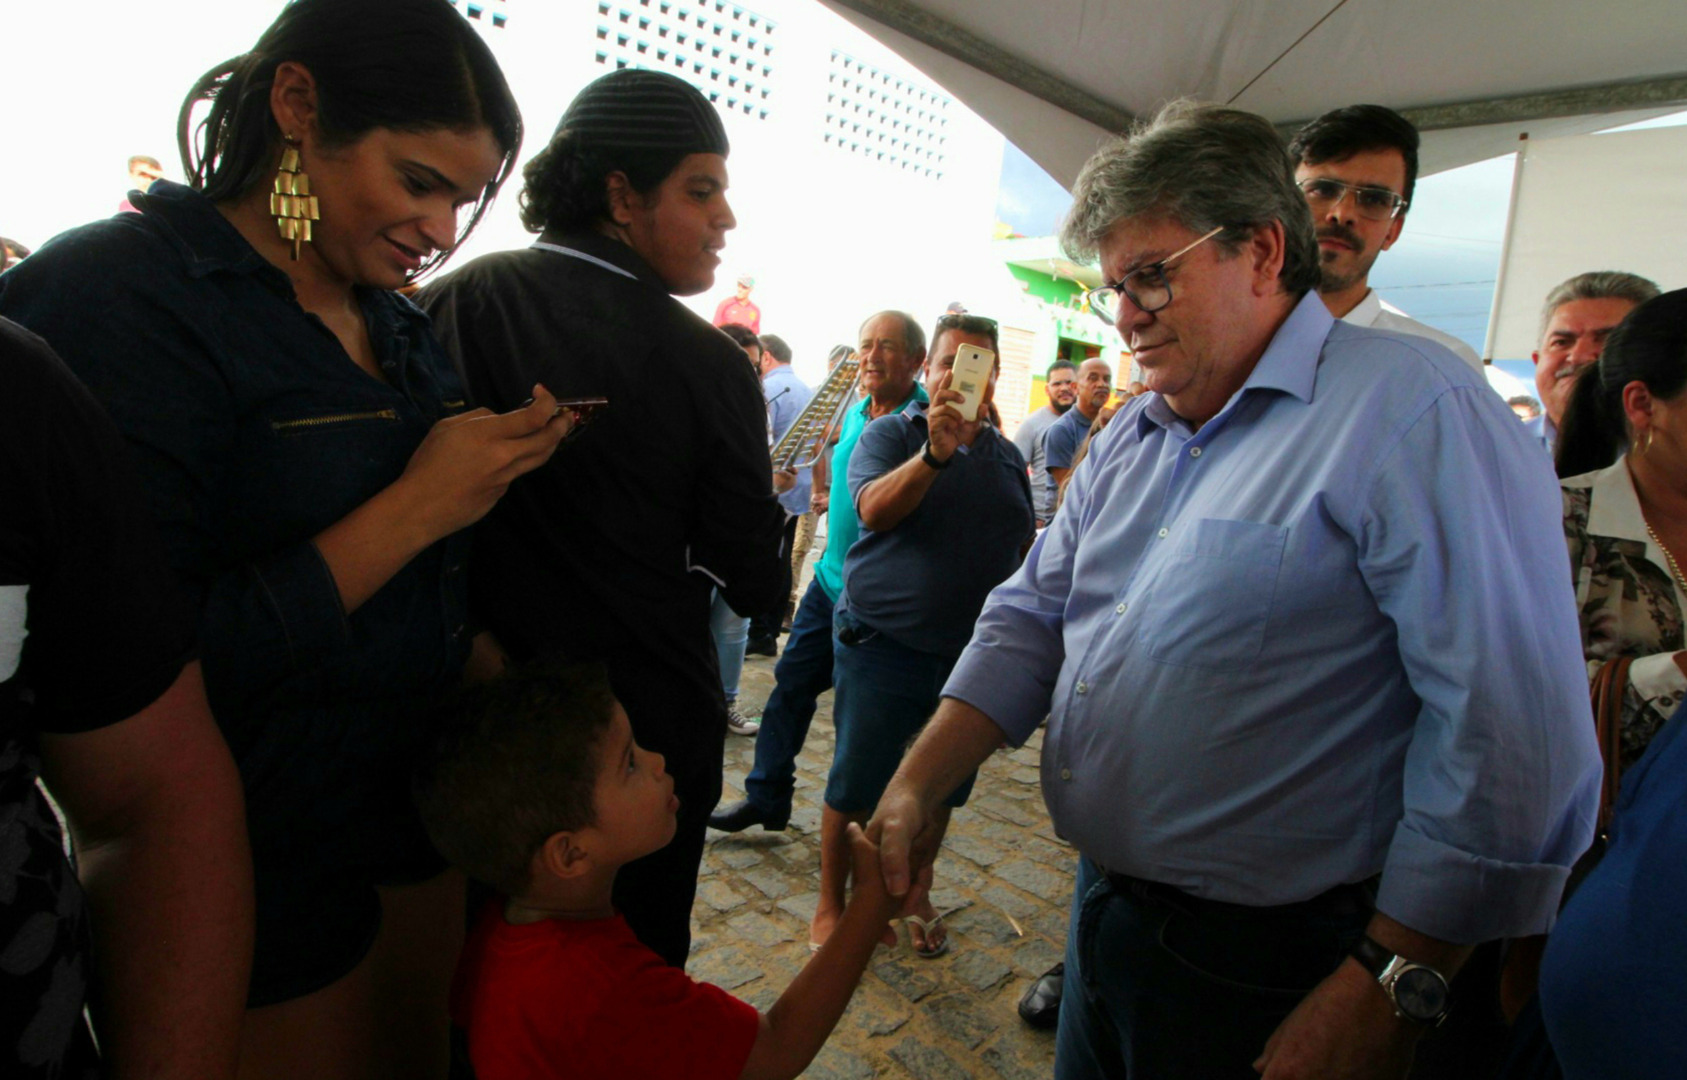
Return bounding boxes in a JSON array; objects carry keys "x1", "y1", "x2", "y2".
[
  {"x1": 855, "y1": 454, "x2": 940, "y2": 532},
  {"x1": 745, "y1": 882, "x2": 897, "y2": 1079},
  {"x1": 869, "y1": 697, "x2": 1008, "y2": 898},
  {"x1": 896, "y1": 697, "x2": 1007, "y2": 808}
]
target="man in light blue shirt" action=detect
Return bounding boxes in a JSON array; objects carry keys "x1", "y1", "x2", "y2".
[
  {"x1": 746, "y1": 333, "x2": 813, "y2": 654},
  {"x1": 867, "y1": 101, "x2": 1600, "y2": 1080}
]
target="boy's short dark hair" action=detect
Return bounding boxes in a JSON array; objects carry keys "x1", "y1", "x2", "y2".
[
  {"x1": 414, "y1": 661, "x2": 619, "y2": 894},
  {"x1": 1288, "y1": 104, "x2": 1421, "y2": 210}
]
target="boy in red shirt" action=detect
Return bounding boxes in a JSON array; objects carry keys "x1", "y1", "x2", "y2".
[{"x1": 414, "y1": 663, "x2": 903, "y2": 1080}]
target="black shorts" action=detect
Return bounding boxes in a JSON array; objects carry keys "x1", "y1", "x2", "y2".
[{"x1": 241, "y1": 748, "x2": 449, "y2": 1008}]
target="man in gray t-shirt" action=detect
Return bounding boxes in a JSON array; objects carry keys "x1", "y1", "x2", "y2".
[{"x1": 1012, "y1": 358, "x2": 1076, "y2": 526}]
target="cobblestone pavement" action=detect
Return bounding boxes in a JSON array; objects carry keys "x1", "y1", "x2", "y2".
[{"x1": 692, "y1": 651, "x2": 1073, "y2": 1080}]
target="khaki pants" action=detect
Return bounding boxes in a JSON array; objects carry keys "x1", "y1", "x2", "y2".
[{"x1": 789, "y1": 512, "x2": 818, "y2": 616}]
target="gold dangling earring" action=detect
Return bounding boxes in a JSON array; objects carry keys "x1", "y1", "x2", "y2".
[
  {"x1": 1645, "y1": 428, "x2": 1656, "y2": 454},
  {"x1": 270, "y1": 135, "x2": 319, "y2": 261}
]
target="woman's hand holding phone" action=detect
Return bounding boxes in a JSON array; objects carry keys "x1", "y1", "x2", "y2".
[{"x1": 398, "y1": 383, "x2": 573, "y2": 542}]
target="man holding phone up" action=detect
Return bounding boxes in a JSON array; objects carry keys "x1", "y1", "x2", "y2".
[{"x1": 810, "y1": 313, "x2": 1035, "y2": 953}]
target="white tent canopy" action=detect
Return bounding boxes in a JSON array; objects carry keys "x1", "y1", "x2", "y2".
[
  {"x1": 1486, "y1": 125, "x2": 1687, "y2": 360},
  {"x1": 818, "y1": 0, "x2": 1687, "y2": 187}
]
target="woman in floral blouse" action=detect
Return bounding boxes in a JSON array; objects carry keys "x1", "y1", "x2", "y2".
[{"x1": 1556, "y1": 288, "x2": 1687, "y2": 769}]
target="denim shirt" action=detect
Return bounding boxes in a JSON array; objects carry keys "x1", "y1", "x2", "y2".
[{"x1": 0, "y1": 182, "x2": 473, "y2": 861}]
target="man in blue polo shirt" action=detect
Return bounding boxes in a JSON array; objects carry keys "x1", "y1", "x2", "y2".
[
  {"x1": 807, "y1": 313, "x2": 1034, "y2": 953},
  {"x1": 710, "y1": 311, "x2": 929, "y2": 833},
  {"x1": 1042, "y1": 357, "x2": 1112, "y2": 503}
]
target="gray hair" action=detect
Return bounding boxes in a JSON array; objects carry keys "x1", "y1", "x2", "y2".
[
  {"x1": 1059, "y1": 100, "x2": 1320, "y2": 296},
  {"x1": 1538, "y1": 271, "x2": 1662, "y2": 342},
  {"x1": 860, "y1": 310, "x2": 926, "y2": 356}
]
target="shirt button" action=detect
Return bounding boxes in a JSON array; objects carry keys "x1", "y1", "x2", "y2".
[
  {"x1": 1076, "y1": 681, "x2": 1089, "y2": 695},
  {"x1": 1060, "y1": 767, "x2": 1073, "y2": 781},
  {"x1": 1115, "y1": 602, "x2": 1127, "y2": 615},
  {"x1": 1189, "y1": 446, "x2": 1203, "y2": 458},
  {"x1": 1158, "y1": 527, "x2": 1169, "y2": 538}
]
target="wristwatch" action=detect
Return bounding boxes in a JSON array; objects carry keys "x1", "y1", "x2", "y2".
[
  {"x1": 1350, "y1": 936, "x2": 1450, "y2": 1026},
  {"x1": 920, "y1": 441, "x2": 951, "y2": 470}
]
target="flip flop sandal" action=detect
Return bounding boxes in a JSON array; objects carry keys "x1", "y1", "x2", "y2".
[{"x1": 904, "y1": 911, "x2": 954, "y2": 959}]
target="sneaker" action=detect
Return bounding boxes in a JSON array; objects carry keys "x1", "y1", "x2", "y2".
[
  {"x1": 744, "y1": 635, "x2": 779, "y2": 658},
  {"x1": 726, "y1": 704, "x2": 760, "y2": 736}
]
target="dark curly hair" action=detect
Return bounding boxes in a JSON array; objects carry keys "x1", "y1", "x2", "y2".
[{"x1": 518, "y1": 131, "x2": 690, "y2": 235}]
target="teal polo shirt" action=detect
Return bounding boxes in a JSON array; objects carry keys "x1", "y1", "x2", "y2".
[{"x1": 812, "y1": 382, "x2": 928, "y2": 602}]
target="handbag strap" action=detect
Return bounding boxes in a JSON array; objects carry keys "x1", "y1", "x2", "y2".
[{"x1": 1589, "y1": 656, "x2": 1634, "y2": 829}]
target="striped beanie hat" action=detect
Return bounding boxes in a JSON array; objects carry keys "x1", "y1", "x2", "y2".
[{"x1": 556, "y1": 69, "x2": 729, "y2": 157}]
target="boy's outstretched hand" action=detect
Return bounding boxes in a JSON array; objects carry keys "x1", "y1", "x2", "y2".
[
  {"x1": 741, "y1": 824, "x2": 917, "y2": 1080},
  {"x1": 844, "y1": 823, "x2": 906, "y2": 942}
]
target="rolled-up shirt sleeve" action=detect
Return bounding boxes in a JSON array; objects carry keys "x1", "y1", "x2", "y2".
[
  {"x1": 845, "y1": 417, "x2": 911, "y2": 515},
  {"x1": 1359, "y1": 385, "x2": 1602, "y2": 942}
]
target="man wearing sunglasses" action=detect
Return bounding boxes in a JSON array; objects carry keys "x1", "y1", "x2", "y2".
[
  {"x1": 865, "y1": 101, "x2": 1597, "y2": 1080},
  {"x1": 1289, "y1": 105, "x2": 1481, "y2": 372}
]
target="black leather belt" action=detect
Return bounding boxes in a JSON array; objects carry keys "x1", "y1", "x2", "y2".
[{"x1": 1104, "y1": 869, "x2": 1380, "y2": 921}]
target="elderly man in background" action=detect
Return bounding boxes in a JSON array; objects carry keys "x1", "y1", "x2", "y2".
[
  {"x1": 866, "y1": 101, "x2": 1599, "y2": 1080},
  {"x1": 812, "y1": 312, "x2": 1033, "y2": 953},
  {"x1": 1527, "y1": 271, "x2": 1660, "y2": 454},
  {"x1": 711, "y1": 312, "x2": 929, "y2": 835}
]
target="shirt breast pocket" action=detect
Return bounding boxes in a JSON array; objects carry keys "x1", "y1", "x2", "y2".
[{"x1": 1143, "y1": 517, "x2": 1287, "y2": 670}]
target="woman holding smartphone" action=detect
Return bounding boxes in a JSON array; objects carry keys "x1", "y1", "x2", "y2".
[{"x1": 0, "y1": 2, "x2": 567, "y2": 1075}]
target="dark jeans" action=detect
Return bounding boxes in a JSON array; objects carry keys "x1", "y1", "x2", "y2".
[
  {"x1": 1055, "y1": 856, "x2": 1373, "y2": 1080},
  {"x1": 749, "y1": 513, "x2": 800, "y2": 641},
  {"x1": 743, "y1": 579, "x2": 836, "y2": 815},
  {"x1": 826, "y1": 610, "x2": 973, "y2": 813}
]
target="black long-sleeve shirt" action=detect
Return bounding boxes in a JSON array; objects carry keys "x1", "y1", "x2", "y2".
[{"x1": 417, "y1": 231, "x2": 784, "y2": 718}]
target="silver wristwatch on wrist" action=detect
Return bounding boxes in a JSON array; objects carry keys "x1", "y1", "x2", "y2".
[{"x1": 1350, "y1": 935, "x2": 1450, "y2": 1026}]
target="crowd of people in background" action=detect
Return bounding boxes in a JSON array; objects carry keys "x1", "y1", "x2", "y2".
[{"x1": 2, "y1": 2, "x2": 1682, "y2": 1080}]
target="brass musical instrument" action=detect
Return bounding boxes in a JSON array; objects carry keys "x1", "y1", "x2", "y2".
[{"x1": 771, "y1": 355, "x2": 861, "y2": 471}]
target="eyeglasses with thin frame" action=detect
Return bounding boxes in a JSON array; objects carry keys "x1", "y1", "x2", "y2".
[
  {"x1": 1296, "y1": 177, "x2": 1408, "y2": 222},
  {"x1": 1084, "y1": 225, "x2": 1225, "y2": 324}
]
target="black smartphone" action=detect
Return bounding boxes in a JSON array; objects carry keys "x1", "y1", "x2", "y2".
[{"x1": 553, "y1": 396, "x2": 608, "y2": 418}]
